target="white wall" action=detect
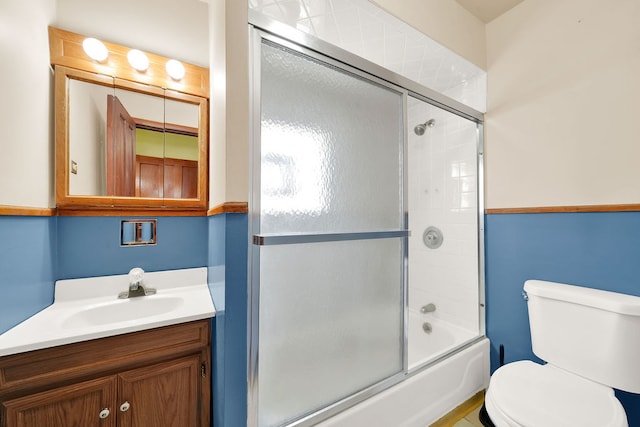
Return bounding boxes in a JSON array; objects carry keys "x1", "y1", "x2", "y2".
[
  {"x1": 0, "y1": 0, "x2": 56, "y2": 208},
  {"x1": 55, "y1": 0, "x2": 209, "y2": 67},
  {"x1": 68, "y1": 80, "x2": 108, "y2": 195},
  {"x1": 485, "y1": 0, "x2": 640, "y2": 208},
  {"x1": 209, "y1": 0, "x2": 250, "y2": 208}
]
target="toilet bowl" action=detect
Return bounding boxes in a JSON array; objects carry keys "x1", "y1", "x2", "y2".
[
  {"x1": 484, "y1": 280, "x2": 640, "y2": 427},
  {"x1": 485, "y1": 361, "x2": 627, "y2": 427}
]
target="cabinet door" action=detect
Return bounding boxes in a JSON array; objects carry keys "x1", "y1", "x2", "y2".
[
  {"x1": 117, "y1": 355, "x2": 201, "y2": 427},
  {"x1": 2, "y1": 376, "x2": 117, "y2": 427}
]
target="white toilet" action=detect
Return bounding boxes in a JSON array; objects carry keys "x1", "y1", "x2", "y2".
[{"x1": 484, "y1": 280, "x2": 640, "y2": 427}]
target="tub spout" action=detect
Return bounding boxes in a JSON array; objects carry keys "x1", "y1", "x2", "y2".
[{"x1": 420, "y1": 303, "x2": 436, "y2": 314}]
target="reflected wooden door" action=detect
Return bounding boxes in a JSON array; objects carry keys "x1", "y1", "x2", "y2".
[
  {"x1": 136, "y1": 155, "x2": 164, "y2": 198},
  {"x1": 163, "y1": 158, "x2": 198, "y2": 199},
  {"x1": 136, "y1": 155, "x2": 197, "y2": 198},
  {"x1": 106, "y1": 95, "x2": 136, "y2": 197}
]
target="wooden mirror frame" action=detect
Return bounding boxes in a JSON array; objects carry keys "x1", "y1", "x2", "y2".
[{"x1": 50, "y1": 27, "x2": 209, "y2": 215}]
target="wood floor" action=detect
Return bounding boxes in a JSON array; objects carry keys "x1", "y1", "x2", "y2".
[{"x1": 430, "y1": 391, "x2": 485, "y2": 427}]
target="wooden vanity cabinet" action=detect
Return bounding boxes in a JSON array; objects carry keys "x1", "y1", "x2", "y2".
[
  {"x1": 3, "y1": 376, "x2": 117, "y2": 427},
  {"x1": 0, "y1": 320, "x2": 211, "y2": 427}
]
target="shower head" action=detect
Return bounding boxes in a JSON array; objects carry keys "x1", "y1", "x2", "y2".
[{"x1": 414, "y1": 119, "x2": 436, "y2": 136}]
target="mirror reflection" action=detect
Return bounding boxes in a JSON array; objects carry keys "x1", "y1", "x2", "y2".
[{"x1": 68, "y1": 77, "x2": 200, "y2": 199}]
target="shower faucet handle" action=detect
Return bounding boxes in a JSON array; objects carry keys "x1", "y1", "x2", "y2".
[{"x1": 420, "y1": 303, "x2": 436, "y2": 313}]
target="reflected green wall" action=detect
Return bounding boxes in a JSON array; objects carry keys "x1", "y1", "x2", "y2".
[{"x1": 136, "y1": 129, "x2": 198, "y2": 160}]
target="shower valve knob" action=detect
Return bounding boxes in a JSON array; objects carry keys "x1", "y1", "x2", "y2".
[{"x1": 423, "y1": 226, "x2": 444, "y2": 249}]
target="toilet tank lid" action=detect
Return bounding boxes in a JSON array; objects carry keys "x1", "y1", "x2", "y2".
[{"x1": 524, "y1": 280, "x2": 640, "y2": 316}]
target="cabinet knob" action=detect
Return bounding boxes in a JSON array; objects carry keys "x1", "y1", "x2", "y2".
[
  {"x1": 120, "y1": 401, "x2": 131, "y2": 412},
  {"x1": 98, "y1": 408, "x2": 110, "y2": 419}
]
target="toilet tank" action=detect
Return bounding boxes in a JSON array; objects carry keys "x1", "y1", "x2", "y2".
[{"x1": 525, "y1": 280, "x2": 640, "y2": 393}]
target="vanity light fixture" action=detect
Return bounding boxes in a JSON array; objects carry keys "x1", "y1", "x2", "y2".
[
  {"x1": 127, "y1": 49, "x2": 149, "y2": 72},
  {"x1": 82, "y1": 37, "x2": 108, "y2": 62},
  {"x1": 166, "y1": 59, "x2": 185, "y2": 81}
]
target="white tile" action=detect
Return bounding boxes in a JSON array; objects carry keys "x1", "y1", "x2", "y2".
[
  {"x1": 383, "y1": 34, "x2": 406, "y2": 64},
  {"x1": 250, "y1": 0, "x2": 279, "y2": 7},
  {"x1": 295, "y1": 18, "x2": 316, "y2": 34},
  {"x1": 407, "y1": 286, "x2": 432, "y2": 311},
  {"x1": 309, "y1": 15, "x2": 340, "y2": 43},
  {"x1": 336, "y1": 24, "x2": 362, "y2": 47},
  {"x1": 254, "y1": 3, "x2": 287, "y2": 20},
  {"x1": 278, "y1": 0, "x2": 308, "y2": 21},
  {"x1": 332, "y1": 4, "x2": 359, "y2": 30},
  {"x1": 360, "y1": 16, "x2": 384, "y2": 40},
  {"x1": 360, "y1": 42, "x2": 385, "y2": 65},
  {"x1": 250, "y1": 0, "x2": 487, "y2": 110},
  {"x1": 302, "y1": 0, "x2": 333, "y2": 18}
]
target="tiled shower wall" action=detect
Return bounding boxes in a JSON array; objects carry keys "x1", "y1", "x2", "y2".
[
  {"x1": 249, "y1": 0, "x2": 487, "y2": 112},
  {"x1": 407, "y1": 97, "x2": 479, "y2": 333}
]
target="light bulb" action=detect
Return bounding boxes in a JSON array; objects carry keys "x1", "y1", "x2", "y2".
[
  {"x1": 82, "y1": 38, "x2": 108, "y2": 62},
  {"x1": 166, "y1": 59, "x2": 185, "y2": 81},
  {"x1": 127, "y1": 49, "x2": 149, "y2": 72}
]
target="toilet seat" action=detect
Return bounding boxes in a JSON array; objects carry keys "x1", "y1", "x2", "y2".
[{"x1": 485, "y1": 361, "x2": 627, "y2": 427}]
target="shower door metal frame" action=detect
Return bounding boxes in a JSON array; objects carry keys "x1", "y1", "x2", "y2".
[
  {"x1": 248, "y1": 10, "x2": 486, "y2": 427},
  {"x1": 248, "y1": 27, "x2": 409, "y2": 427}
]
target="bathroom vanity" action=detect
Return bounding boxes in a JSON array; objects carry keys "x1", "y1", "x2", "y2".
[
  {"x1": 0, "y1": 320, "x2": 210, "y2": 426},
  {"x1": 0, "y1": 268, "x2": 215, "y2": 427}
]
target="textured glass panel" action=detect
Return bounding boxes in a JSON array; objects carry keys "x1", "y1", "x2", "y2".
[
  {"x1": 260, "y1": 42, "x2": 403, "y2": 234},
  {"x1": 258, "y1": 239, "x2": 403, "y2": 427}
]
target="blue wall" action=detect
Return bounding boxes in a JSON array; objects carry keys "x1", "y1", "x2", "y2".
[
  {"x1": 0, "y1": 215, "x2": 209, "y2": 331},
  {"x1": 0, "y1": 216, "x2": 57, "y2": 333},
  {"x1": 209, "y1": 214, "x2": 226, "y2": 427},
  {"x1": 485, "y1": 211, "x2": 640, "y2": 424},
  {"x1": 208, "y1": 213, "x2": 248, "y2": 427},
  {"x1": 58, "y1": 216, "x2": 208, "y2": 279}
]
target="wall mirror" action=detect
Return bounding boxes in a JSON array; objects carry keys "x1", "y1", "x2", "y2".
[{"x1": 50, "y1": 27, "x2": 209, "y2": 214}]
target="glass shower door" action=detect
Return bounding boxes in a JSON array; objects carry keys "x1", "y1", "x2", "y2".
[{"x1": 250, "y1": 34, "x2": 407, "y2": 427}]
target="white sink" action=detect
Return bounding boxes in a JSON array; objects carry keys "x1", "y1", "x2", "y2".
[
  {"x1": 0, "y1": 267, "x2": 215, "y2": 357},
  {"x1": 62, "y1": 296, "x2": 185, "y2": 328}
]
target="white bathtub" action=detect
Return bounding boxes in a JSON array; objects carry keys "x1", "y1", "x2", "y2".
[
  {"x1": 317, "y1": 324, "x2": 490, "y2": 427},
  {"x1": 408, "y1": 310, "x2": 479, "y2": 368}
]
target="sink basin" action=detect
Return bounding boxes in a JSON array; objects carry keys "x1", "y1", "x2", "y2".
[
  {"x1": 62, "y1": 296, "x2": 184, "y2": 328},
  {"x1": 0, "y1": 267, "x2": 216, "y2": 357}
]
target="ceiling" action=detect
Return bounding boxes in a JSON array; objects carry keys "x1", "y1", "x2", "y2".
[{"x1": 455, "y1": 0, "x2": 525, "y2": 23}]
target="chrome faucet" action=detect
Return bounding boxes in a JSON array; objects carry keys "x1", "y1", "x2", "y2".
[
  {"x1": 118, "y1": 267, "x2": 156, "y2": 299},
  {"x1": 420, "y1": 303, "x2": 436, "y2": 314}
]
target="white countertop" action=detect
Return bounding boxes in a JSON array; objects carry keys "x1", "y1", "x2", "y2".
[{"x1": 0, "y1": 267, "x2": 215, "y2": 357}]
